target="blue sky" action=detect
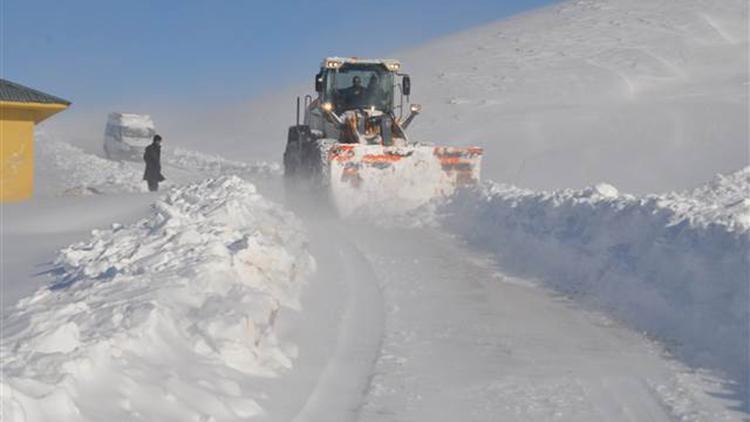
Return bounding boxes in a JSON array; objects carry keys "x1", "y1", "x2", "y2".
[{"x1": 2, "y1": 0, "x2": 556, "y2": 107}]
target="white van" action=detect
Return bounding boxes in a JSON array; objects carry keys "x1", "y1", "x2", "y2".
[{"x1": 103, "y1": 112, "x2": 156, "y2": 161}]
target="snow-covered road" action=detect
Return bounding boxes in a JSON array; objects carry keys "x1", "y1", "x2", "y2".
[
  {"x1": 177, "y1": 203, "x2": 743, "y2": 422},
  {"x1": 282, "y1": 224, "x2": 743, "y2": 421},
  {"x1": 248, "y1": 221, "x2": 385, "y2": 422},
  {"x1": 368, "y1": 227, "x2": 746, "y2": 420}
]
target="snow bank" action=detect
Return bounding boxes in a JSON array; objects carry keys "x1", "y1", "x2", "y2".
[
  {"x1": 164, "y1": 146, "x2": 281, "y2": 180},
  {"x1": 1, "y1": 176, "x2": 315, "y2": 422},
  {"x1": 35, "y1": 132, "x2": 281, "y2": 197},
  {"x1": 36, "y1": 135, "x2": 147, "y2": 195},
  {"x1": 443, "y1": 168, "x2": 749, "y2": 386}
]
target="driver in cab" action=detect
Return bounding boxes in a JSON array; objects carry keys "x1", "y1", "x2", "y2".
[{"x1": 339, "y1": 76, "x2": 367, "y2": 107}]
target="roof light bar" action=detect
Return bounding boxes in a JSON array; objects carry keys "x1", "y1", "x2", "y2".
[{"x1": 325, "y1": 60, "x2": 342, "y2": 69}]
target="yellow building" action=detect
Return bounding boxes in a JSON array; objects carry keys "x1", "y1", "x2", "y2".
[{"x1": 0, "y1": 79, "x2": 70, "y2": 201}]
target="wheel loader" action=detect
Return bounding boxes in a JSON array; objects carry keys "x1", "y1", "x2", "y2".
[{"x1": 284, "y1": 57, "x2": 482, "y2": 216}]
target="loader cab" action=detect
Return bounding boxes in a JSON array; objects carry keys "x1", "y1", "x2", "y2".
[{"x1": 318, "y1": 61, "x2": 396, "y2": 114}]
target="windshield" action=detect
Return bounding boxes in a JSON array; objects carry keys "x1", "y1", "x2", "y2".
[
  {"x1": 324, "y1": 64, "x2": 394, "y2": 112},
  {"x1": 119, "y1": 126, "x2": 155, "y2": 139}
]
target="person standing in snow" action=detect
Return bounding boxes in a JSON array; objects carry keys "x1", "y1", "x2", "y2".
[{"x1": 143, "y1": 134, "x2": 165, "y2": 192}]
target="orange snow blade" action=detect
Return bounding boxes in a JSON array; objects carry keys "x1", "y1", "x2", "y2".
[{"x1": 324, "y1": 144, "x2": 482, "y2": 216}]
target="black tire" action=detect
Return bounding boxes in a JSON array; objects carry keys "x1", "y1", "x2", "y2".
[
  {"x1": 283, "y1": 125, "x2": 333, "y2": 214},
  {"x1": 284, "y1": 125, "x2": 312, "y2": 178}
]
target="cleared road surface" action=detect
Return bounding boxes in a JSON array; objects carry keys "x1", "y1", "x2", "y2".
[{"x1": 270, "y1": 222, "x2": 741, "y2": 422}]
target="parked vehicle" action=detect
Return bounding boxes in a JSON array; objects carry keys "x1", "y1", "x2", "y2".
[{"x1": 103, "y1": 112, "x2": 156, "y2": 161}]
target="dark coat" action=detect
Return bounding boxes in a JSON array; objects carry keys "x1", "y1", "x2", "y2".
[{"x1": 143, "y1": 143, "x2": 165, "y2": 182}]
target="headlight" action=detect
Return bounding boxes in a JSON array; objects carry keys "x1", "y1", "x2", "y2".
[
  {"x1": 325, "y1": 60, "x2": 342, "y2": 69},
  {"x1": 387, "y1": 63, "x2": 400, "y2": 71},
  {"x1": 322, "y1": 102, "x2": 334, "y2": 112},
  {"x1": 409, "y1": 103, "x2": 422, "y2": 113}
]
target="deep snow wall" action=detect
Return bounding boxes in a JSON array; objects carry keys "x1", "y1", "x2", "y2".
[
  {"x1": 444, "y1": 168, "x2": 750, "y2": 392},
  {"x1": 1, "y1": 177, "x2": 314, "y2": 422}
]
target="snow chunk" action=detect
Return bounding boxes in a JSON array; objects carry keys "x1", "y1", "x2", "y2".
[
  {"x1": 582, "y1": 182, "x2": 619, "y2": 199},
  {"x1": 27, "y1": 322, "x2": 81, "y2": 354},
  {"x1": 1, "y1": 176, "x2": 315, "y2": 422}
]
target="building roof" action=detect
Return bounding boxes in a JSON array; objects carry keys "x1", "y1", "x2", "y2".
[{"x1": 0, "y1": 78, "x2": 70, "y2": 106}]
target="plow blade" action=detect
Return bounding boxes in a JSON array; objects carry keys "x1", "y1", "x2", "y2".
[{"x1": 326, "y1": 144, "x2": 482, "y2": 216}]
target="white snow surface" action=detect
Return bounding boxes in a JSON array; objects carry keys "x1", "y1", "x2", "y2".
[
  {"x1": 35, "y1": 131, "x2": 280, "y2": 197},
  {"x1": 441, "y1": 167, "x2": 750, "y2": 393},
  {"x1": 1, "y1": 177, "x2": 314, "y2": 422},
  {"x1": 165, "y1": 146, "x2": 281, "y2": 182},
  {"x1": 4, "y1": 0, "x2": 748, "y2": 418},
  {"x1": 6, "y1": 138, "x2": 747, "y2": 420},
  {"x1": 350, "y1": 226, "x2": 743, "y2": 422},
  {"x1": 404, "y1": 0, "x2": 748, "y2": 193},
  {"x1": 36, "y1": 135, "x2": 146, "y2": 195}
]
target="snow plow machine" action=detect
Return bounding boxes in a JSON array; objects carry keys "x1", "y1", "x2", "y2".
[{"x1": 284, "y1": 57, "x2": 482, "y2": 216}]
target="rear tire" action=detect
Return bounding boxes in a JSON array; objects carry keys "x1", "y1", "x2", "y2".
[
  {"x1": 284, "y1": 125, "x2": 334, "y2": 215},
  {"x1": 284, "y1": 125, "x2": 310, "y2": 179}
]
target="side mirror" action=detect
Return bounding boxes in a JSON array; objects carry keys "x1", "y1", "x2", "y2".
[
  {"x1": 402, "y1": 75, "x2": 411, "y2": 96},
  {"x1": 315, "y1": 72, "x2": 323, "y2": 92}
]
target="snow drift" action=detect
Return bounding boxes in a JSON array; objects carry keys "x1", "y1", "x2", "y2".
[
  {"x1": 1, "y1": 176, "x2": 315, "y2": 421},
  {"x1": 392, "y1": 0, "x2": 749, "y2": 193},
  {"x1": 36, "y1": 135, "x2": 146, "y2": 195},
  {"x1": 443, "y1": 167, "x2": 749, "y2": 389},
  {"x1": 164, "y1": 146, "x2": 281, "y2": 182},
  {"x1": 35, "y1": 132, "x2": 280, "y2": 197}
]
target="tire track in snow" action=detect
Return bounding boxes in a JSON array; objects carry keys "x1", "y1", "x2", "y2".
[{"x1": 291, "y1": 223, "x2": 385, "y2": 422}]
